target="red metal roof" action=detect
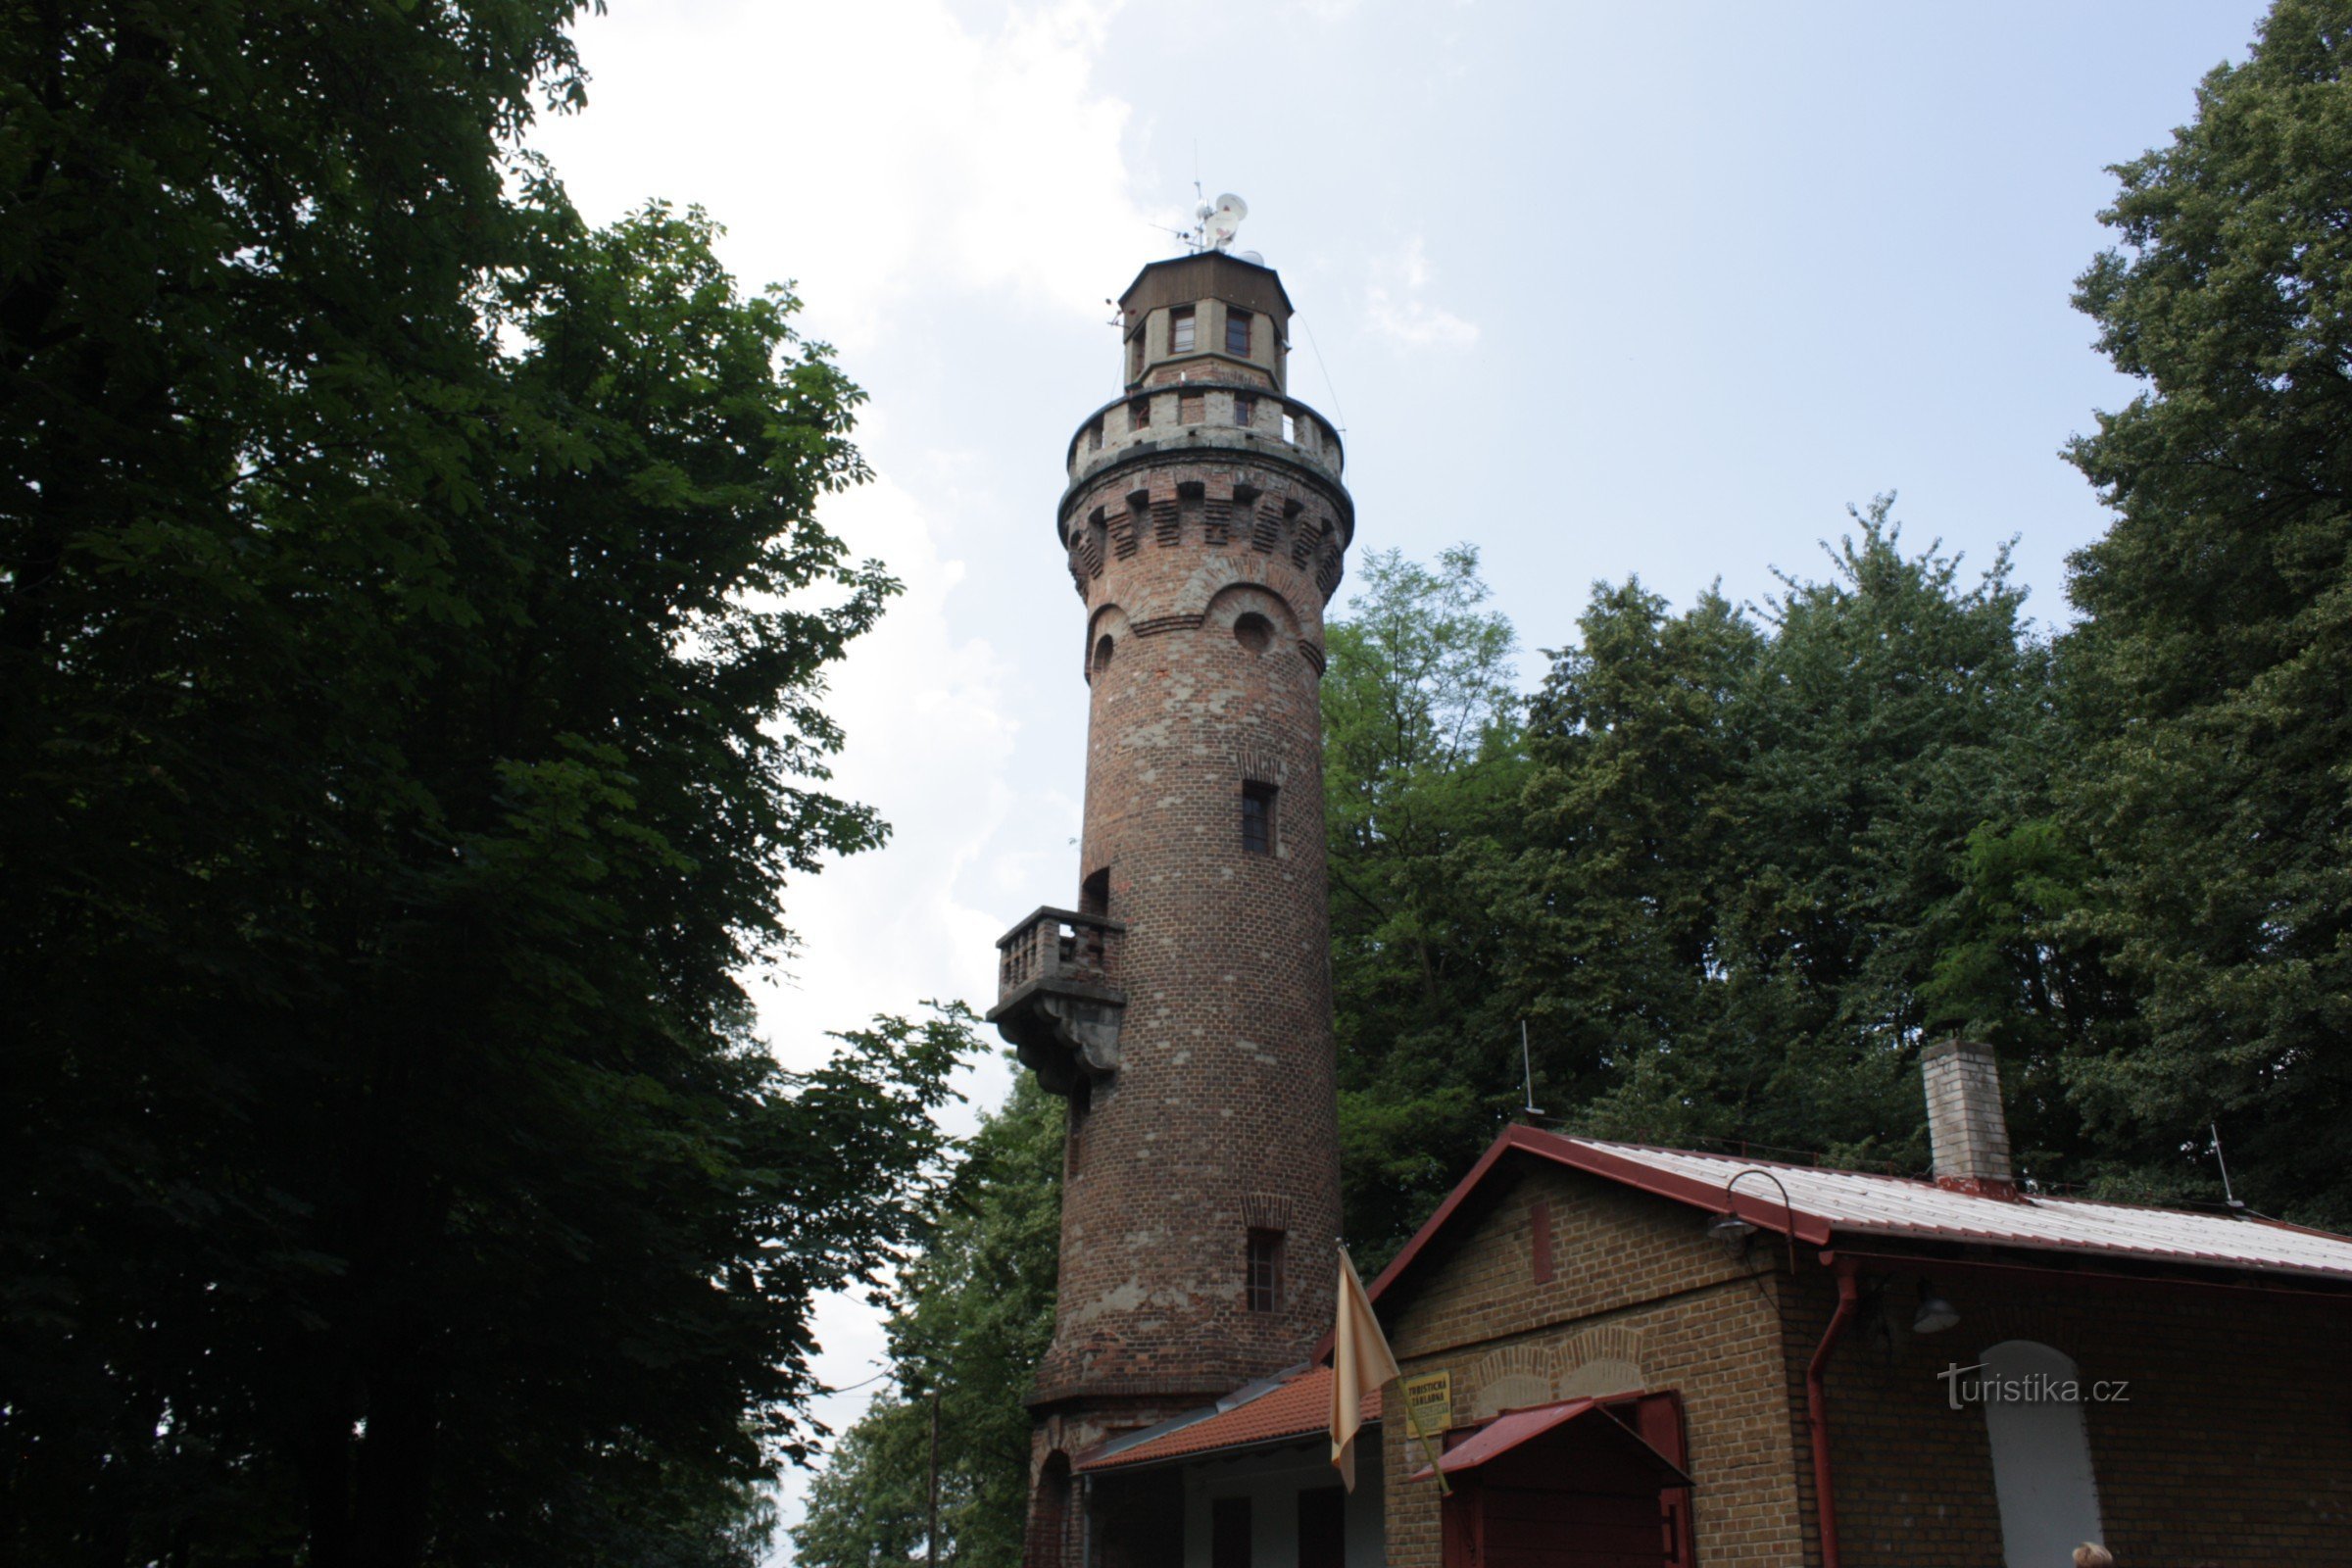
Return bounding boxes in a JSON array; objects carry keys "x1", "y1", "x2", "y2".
[
  {"x1": 1357, "y1": 1125, "x2": 2352, "y2": 1320},
  {"x1": 1406, "y1": 1397, "x2": 1690, "y2": 1485},
  {"x1": 1075, "y1": 1366, "x2": 1379, "y2": 1473}
]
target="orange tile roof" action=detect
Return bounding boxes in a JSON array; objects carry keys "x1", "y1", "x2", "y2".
[{"x1": 1075, "y1": 1366, "x2": 1380, "y2": 1472}]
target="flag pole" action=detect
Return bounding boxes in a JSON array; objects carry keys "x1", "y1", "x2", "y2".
[{"x1": 1338, "y1": 1241, "x2": 1450, "y2": 1496}]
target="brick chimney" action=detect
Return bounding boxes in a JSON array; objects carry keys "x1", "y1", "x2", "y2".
[{"x1": 1921, "y1": 1038, "x2": 2020, "y2": 1199}]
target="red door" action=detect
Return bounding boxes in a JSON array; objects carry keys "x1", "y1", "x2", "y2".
[{"x1": 1475, "y1": 1484, "x2": 1668, "y2": 1568}]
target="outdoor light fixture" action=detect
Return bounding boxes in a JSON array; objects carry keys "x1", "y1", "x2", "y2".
[
  {"x1": 1913, "y1": 1280, "x2": 1961, "y2": 1335},
  {"x1": 1715, "y1": 1168, "x2": 1799, "y2": 1275},
  {"x1": 1704, "y1": 1211, "x2": 1757, "y2": 1248}
]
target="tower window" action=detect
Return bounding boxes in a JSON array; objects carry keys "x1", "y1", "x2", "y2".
[
  {"x1": 1088, "y1": 417, "x2": 1103, "y2": 451},
  {"x1": 1130, "y1": 398, "x2": 1151, "y2": 431},
  {"x1": 1226, "y1": 309, "x2": 1253, "y2": 356},
  {"x1": 1241, "y1": 781, "x2": 1277, "y2": 855},
  {"x1": 1233, "y1": 394, "x2": 1256, "y2": 428},
  {"x1": 1246, "y1": 1228, "x2": 1284, "y2": 1312},
  {"x1": 1170, "y1": 305, "x2": 1196, "y2": 354}
]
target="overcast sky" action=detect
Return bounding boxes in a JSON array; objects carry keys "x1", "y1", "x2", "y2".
[{"x1": 526, "y1": 0, "x2": 2272, "y2": 1548}]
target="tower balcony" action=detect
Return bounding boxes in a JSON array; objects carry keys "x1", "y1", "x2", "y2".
[
  {"x1": 987, "y1": 906, "x2": 1126, "y2": 1098},
  {"x1": 1063, "y1": 382, "x2": 1345, "y2": 493}
]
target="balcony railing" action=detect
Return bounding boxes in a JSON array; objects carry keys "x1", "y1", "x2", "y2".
[
  {"x1": 989, "y1": 906, "x2": 1127, "y2": 1097},
  {"x1": 997, "y1": 906, "x2": 1124, "y2": 1002}
]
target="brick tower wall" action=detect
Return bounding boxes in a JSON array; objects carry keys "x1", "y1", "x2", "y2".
[
  {"x1": 1012, "y1": 258, "x2": 1354, "y2": 1568},
  {"x1": 1037, "y1": 436, "x2": 1349, "y2": 1404}
]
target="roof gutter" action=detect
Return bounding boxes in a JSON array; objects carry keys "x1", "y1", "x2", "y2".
[{"x1": 1805, "y1": 1256, "x2": 1859, "y2": 1568}]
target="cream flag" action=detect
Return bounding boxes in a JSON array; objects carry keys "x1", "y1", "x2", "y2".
[{"x1": 1329, "y1": 1246, "x2": 1399, "y2": 1493}]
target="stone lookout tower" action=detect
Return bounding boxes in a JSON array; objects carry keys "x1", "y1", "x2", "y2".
[{"x1": 989, "y1": 246, "x2": 1353, "y2": 1564}]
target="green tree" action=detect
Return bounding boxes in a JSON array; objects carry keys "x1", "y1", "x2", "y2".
[
  {"x1": 1321, "y1": 546, "x2": 1531, "y2": 1262},
  {"x1": 2060, "y1": 0, "x2": 2352, "y2": 1221},
  {"x1": 794, "y1": 1065, "x2": 1064, "y2": 1568},
  {"x1": 1, "y1": 6, "x2": 954, "y2": 1562},
  {"x1": 1507, "y1": 505, "x2": 2076, "y2": 1175},
  {"x1": 1503, "y1": 578, "x2": 1764, "y2": 1143}
]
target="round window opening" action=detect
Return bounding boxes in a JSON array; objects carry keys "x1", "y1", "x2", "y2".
[
  {"x1": 1093, "y1": 634, "x2": 1115, "y2": 673},
  {"x1": 1233, "y1": 612, "x2": 1274, "y2": 654}
]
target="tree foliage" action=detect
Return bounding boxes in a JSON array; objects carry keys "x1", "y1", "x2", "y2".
[
  {"x1": 2059, "y1": 0, "x2": 2352, "y2": 1221},
  {"x1": 792, "y1": 1065, "x2": 1064, "y2": 1568},
  {"x1": 1319, "y1": 515, "x2": 2106, "y2": 1259},
  {"x1": 1, "y1": 5, "x2": 956, "y2": 1563},
  {"x1": 1323, "y1": 546, "x2": 1530, "y2": 1262}
]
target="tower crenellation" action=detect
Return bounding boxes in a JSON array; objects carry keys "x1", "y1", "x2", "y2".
[{"x1": 991, "y1": 247, "x2": 1352, "y2": 1563}]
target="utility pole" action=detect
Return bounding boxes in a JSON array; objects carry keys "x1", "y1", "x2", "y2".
[{"x1": 927, "y1": 1386, "x2": 942, "y2": 1568}]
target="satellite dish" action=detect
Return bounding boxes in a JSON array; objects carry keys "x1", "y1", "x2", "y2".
[
  {"x1": 1205, "y1": 192, "x2": 1248, "y2": 250},
  {"x1": 1235, "y1": 250, "x2": 1265, "y2": 268},
  {"x1": 1195, "y1": 201, "x2": 1215, "y2": 221}
]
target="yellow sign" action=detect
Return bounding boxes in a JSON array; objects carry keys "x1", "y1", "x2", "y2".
[{"x1": 1401, "y1": 1370, "x2": 1453, "y2": 1434}]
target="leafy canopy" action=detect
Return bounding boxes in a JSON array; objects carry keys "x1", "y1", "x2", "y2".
[{"x1": 0, "y1": 4, "x2": 958, "y2": 1563}]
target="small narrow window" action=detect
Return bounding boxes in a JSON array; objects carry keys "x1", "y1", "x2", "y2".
[
  {"x1": 1170, "y1": 305, "x2": 1196, "y2": 354},
  {"x1": 1067, "y1": 1077, "x2": 1092, "y2": 1176},
  {"x1": 1130, "y1": 398, "x2": 1151, "y2": 431},
  {"x1": 1281, "y1": 411, "x2": 1297, "y2": 443},
  {"x1": 1246, "y1": 1228, "x2": 1284, "y2": 1312},
  {"x1": 1128, "y1": 333, "x2": 1144, "y2": 381},
  {"x1": 1079, "y1": 867, "x2": 1110, "y2": 916},
  {"x1": 1088, "y1": 417, "x2": 1103, "y2": 451},
  {"x1": 1092, "y1": 634, "x2": 1114, "y2": 674},
  {"x1": 1241, "y1": 781, "x2": 1277, "y2": 855},
  {"x1": 1226, "y1": 308, "x2": 1253, "y2": 356},
  {"x1": 1233, "y1": 394, "x2": 1256, "y2": 428},
  {"x1": 1531, "y1": 1197, "x2": 1554, "y2": 1284}
]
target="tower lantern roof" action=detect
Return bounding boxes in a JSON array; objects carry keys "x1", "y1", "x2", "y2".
[{"x1": 1117, "y1": 250, "x2": 1294, "y2": 321}]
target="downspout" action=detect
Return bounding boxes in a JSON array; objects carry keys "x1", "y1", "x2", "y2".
[{"x1": 1805, "y1": 1256, "x2": 1860, "y2": 1568}]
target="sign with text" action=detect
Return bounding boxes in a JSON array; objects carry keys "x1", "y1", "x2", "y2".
[{"x1": 1401, "y1": 1370, "x2": 1453, "y2": 1434}]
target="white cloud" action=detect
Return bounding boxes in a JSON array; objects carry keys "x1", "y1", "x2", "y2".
[
  {"x1": 1364, "y1": 234, "x2": 1481, "y2": 349},
  {"x1": 533, "y1": 0, "x2": 1158, "y2": 352}
]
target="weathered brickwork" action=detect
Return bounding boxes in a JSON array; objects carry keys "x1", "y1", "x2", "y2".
[
  {"x1": 1782, "y1": 1262, "x2": 2352, "y2": 1565},
  {"x1": 1379, "y1": 1163, "x2": 1810, "y2": 1568},
  {"x1": 1374, "y1": 1152, "x2": 2352, "y2": 1567},
  {"x1": 1016, "y1": 252, "x2": 1352, "y2": 1568}
]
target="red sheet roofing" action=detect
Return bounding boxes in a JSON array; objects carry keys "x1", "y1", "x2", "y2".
[
  {"x1": 1359, "y1": 1125, "x2": 2352, "y2": 1321},
  {"x1": 1406, "y1": 1397, "x2": 1690, "y2": 1486},
  {"x1": 1075, "y1": 1366, "x2": 1378, "y2": 1473}
]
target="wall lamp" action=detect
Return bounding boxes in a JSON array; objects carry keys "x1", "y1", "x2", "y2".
[
  {"x1": 1709, "y1": 1168, "x2": 1798, "y2": 1275},
  {"x1": 1912, "y1": 1278, "x2": 1961, "y2": 1335}
]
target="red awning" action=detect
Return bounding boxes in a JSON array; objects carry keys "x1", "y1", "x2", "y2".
[{"x1": 1409, "y1": 1398, "x2": 1691, "y2": 1487}]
